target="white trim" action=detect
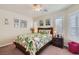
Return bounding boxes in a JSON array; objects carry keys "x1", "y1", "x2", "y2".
[{"x1": 0, "y1": 42, "x2": 13, "y2": 47}]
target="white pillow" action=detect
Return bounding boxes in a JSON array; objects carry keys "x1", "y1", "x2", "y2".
[{"x1": 34, "y1": 37, "x2": 40, "y2": 42}]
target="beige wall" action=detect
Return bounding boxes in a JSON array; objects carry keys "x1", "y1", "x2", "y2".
[{"x1": 0, "y1": 9, "x2": 33, "y2": 47}]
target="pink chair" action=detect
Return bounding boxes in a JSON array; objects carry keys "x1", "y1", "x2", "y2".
[{"x1": 68, "y1": 42, "x2": 79, "y2": 54}]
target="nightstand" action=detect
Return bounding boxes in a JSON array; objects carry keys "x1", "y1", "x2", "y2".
[{"x1": 52, "y1": 35, "x2": 64, "y2": 48}]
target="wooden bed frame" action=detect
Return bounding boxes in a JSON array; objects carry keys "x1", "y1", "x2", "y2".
[{"x1": 14, "y1": 27, "x2": 53, "y2": 55}]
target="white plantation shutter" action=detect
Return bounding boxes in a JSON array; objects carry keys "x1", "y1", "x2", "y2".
[
  {"x1": 69, "y1": 14, "x2": 76, "y2": 36},
  {"x1": 69, "y1": 12, "x2": 79, "y2": 40},
  {"x1": 77, "y1": 13, "x2": 79, "y2": 36},
  {"x1": 55, "y1": 16, "x2": 63, "y2": 34}
]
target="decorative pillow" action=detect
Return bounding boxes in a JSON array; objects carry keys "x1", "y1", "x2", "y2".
[{"x1": 39, "y1": 30, "x2": 50, "y2": 34}]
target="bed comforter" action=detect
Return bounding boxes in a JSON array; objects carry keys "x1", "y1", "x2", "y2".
[{"x1": 15, "y1": 33, "x2": 52, "y2": 55}]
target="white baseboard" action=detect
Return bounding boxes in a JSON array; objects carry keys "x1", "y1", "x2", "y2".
[{"x1": 0, "y1": 42, "x2": 13, "y2": 47}]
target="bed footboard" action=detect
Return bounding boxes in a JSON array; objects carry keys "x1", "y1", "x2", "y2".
[{"x1": 14, "y1": 42, "x2": 30, "y2": 55}]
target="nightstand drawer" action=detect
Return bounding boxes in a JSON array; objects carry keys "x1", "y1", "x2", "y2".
[{"x1": 52, "y1": 37, "x2": 64, "y2": 48}]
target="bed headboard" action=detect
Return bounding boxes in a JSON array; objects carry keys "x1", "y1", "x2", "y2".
[{"x1": 38, "y1": 27, "x2": 53, "y2": 35}]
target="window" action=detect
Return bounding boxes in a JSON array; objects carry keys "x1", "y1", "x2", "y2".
[
  {"x1": 14, "y1": 19, "x2": 27, "y2": 28},
  {"x1": 68, "y1": 12, "x2": 79, "y2": 40},
  {"x1": 45, "y1": 19, "x2": 50, "y2": 26},
  {"x1": 20, "y1": 20, "x2": 27, "y2": 28},
  {"x1": 55, "y1": 16, "x2": 63, "y2": 34},
  {"x1": 39, "y1": 20, "x2": 44, "y2": 26},
  {"x1": 14, "y1": 19, "x2": 19, "y2": 28}
]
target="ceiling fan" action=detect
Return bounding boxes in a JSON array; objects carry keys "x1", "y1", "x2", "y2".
[{"x1": 32, "y1": 4, "x2": 48, "y2": 12}]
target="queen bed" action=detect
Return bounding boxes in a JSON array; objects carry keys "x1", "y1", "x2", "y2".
[{"x1": 14, "y1": 27, "x2": 53, "y2": 55}]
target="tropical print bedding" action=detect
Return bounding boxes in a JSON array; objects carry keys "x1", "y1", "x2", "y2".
[{"x1": 15, "y1": 33, "x2": 52, "y2": 55}]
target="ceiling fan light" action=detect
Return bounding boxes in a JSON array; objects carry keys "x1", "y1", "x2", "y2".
[{"x1": 32, "y1": 4, "x2": 42, "y2": 11}]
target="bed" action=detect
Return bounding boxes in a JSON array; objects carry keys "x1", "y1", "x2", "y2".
[{"x1": 14, "y1": 27, "x2": 53, "y2": 55}]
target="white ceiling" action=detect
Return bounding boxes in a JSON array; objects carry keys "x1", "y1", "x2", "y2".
[{"x1": 0, "y1": 4, "x2": 72, "y2": 17}]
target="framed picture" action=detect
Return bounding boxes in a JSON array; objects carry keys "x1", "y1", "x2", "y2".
[
  {"x1": 45, "y1": 19, "x2": 50, "y2": 26},
  {"x1": 4, "y1": 18, "x2": 9, "y2": 25},
  {"x1": 39, "y1": 20, "x2": 44, "y2": 26},
  {"x1": 20, "y1": 20, "x2": 27, "y2": 28}
]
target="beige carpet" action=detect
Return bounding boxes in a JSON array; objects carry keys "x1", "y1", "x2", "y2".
[
  {"x1": 40, "y1": 45, "x2": 73, "y2": 55},
  {"x1": 0, "y1": 44, "x2": 73, "y2": 55}
]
